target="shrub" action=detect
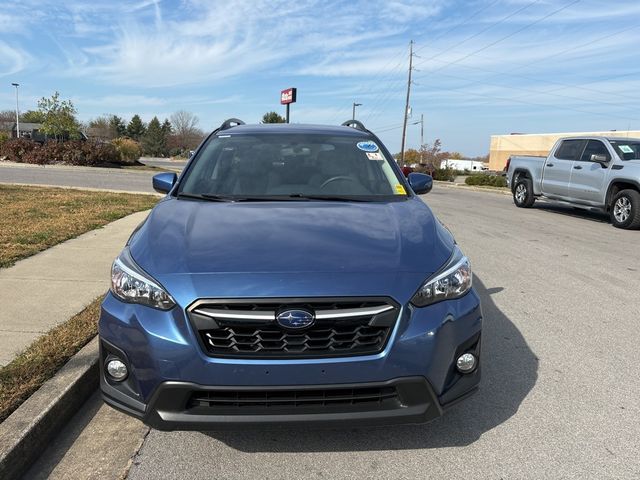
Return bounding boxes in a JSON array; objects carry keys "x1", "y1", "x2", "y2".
[
  {"x1": 0, "y1": 138, "x2": 41, "y2": 163},
  {"x1": 431, "y1": 168, "x2": 457, "y2": 182},
  {"x1": 465, "y1": 174, "x2": 507, "y2": 187},
  {"x1": 0, "y1": 131, "x2": 9, "y2": 148},
  {"x1": 1, "y1": 139, "x2": 120, "y2": 166},
  {"x1": 111, "y1": 137, "x2": 141, "y2": 164},
  {"x1": 22, "y1": 141, "x2": 66, "y2": 165},
  {"x1": 69, "y1": 141, "x2": 119, "y2": 166}
]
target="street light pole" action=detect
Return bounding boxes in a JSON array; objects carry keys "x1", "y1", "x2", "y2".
[
  {"x1": 352, "y1": 102, "x2": 362, "y2": 121},
  {"x1": 11, "y1": 83, "x2": 20, "y2": 138}
]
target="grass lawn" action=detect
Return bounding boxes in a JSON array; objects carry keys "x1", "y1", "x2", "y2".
[
  {"x1": 0, "y1": 296, "x2": 102, "y2": 422},
  {"x1": 0, "y1": 184, "x2": 157, "y2": 269}
]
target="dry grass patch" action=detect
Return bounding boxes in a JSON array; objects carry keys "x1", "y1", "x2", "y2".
[
  {"x1": 0, "y1": 184, "x2": 157, "y2": 268},
  {"x1": 0, "y1": 296, "x2": 102, "y2": 423}
]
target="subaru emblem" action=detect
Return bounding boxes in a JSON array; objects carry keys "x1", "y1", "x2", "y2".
[{"x1": 276, "y1": 309, "x2": 315, "y2": 329}]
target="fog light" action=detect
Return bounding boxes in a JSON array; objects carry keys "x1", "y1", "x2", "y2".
[
  {"x1": 456, "y1": 353, "x2": 477, "y2": 373},
  {"x1": 106, "y1": 358, "x2": 128, "y2": 381}
]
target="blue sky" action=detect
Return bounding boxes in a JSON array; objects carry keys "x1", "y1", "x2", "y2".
[{"x1": 1, "y1": 0, "x2": 639, "y2": 156}]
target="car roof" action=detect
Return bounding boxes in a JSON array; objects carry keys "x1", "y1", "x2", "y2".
[
  {"x1": 559, "y1": 135, "x2": 640, "y2": 143},
  {"x1": 219, "y1": 123, "x2": 372, "y2": 137}
]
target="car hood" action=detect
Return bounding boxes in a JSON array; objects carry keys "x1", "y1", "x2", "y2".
[{"x1": 129, "y1": 197, "x2": 454, "y2": 277}]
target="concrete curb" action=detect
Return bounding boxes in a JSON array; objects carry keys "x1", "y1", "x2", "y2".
[
  {"x1": 0, "y1": 337, "x2": 99, "y2": 480},
  {"x1": 0, "y1": 160, "x2": 157, "y2": 175},
  {"x1": 0, "y1": 181, "x2": 162, "y2": 197},
  {"x1": 434, "y1": 180, "x2": 511, "y2": 196}
]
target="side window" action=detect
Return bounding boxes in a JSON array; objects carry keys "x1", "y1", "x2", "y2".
[
  {"x1": 580, "y1": 140, "x2": 611, "y2": 162},
  {"x1": 555, "y1": 140, "x2": 586, "y2": 160}
]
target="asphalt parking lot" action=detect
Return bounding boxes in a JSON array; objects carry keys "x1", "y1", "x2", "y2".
[{"x1": 31, "y1": 186, "x2": 640, "y2": 479}]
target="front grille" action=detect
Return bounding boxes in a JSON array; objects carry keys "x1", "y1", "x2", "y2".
[
  {"x1": 188, "y1": 298, "x2": 399, "y2": 359},
  {"x1": 188, "y1": 385, "x2": 400, "y2": 414}
]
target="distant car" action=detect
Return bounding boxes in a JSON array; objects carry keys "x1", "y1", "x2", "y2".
[
  {"x1": 188, "y1": 150, "x2": 195, "y2": 158},
  {"x1": 99, "y1": 118, "x2": 481, "y2": 430},
  {"x1": 401, "y1": 165, "x2": 413, "y2": 177}
]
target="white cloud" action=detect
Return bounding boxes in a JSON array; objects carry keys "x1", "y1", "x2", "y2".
[{"x1": 0, "y1": 42, "x2": 30, "y2": 77}]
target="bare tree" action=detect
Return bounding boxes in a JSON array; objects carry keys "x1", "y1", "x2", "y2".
[{"x1": 170, "y1": 110, "x2": 201, "y2": 150}]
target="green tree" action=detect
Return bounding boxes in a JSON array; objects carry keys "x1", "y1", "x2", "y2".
[
  {"x1": 261, "y1": 111, "x2": 285, "y2": 123},
  {"x1": 127, "y1": 114, "x2": 146, "y2": 140},
  {"x1": 161, "y1": 118, "x2": 172, "y2": 136},
  {"x1": 110, "y1": 115, "x2": 127, "y2": 137},
  {"x1": 37, "y1": 91, "x2": 78, "y2": 140},
  {"x1": 21, "y1": 110, "x2": 46, "y2": 123},
  {"x1": 141, "y1": 116, "x2": 166, "y2": 156}
]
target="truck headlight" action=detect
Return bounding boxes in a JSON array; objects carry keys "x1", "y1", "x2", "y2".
[
  {"x1": 411, "y1": 246, "x2": 472, "y2": 307},
  {"x1": 110, "y1": 247, "x2": 175, "y2": 310}
]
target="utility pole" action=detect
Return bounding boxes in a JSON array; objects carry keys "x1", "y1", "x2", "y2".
[
  {"x1": 352, "y1": 102, "x2": 362, "y2": 120},
  {"x1": 419, "y1": 113, "x2": 424, "y2": 165},
  {"x1": 399, "y1": 40, "x2": 414, "y2": 164},
  {"x1": 11, "y1": 83, "x2": 20, "y2": 138}
]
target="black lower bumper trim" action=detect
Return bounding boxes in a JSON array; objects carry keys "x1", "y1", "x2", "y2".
[{"x1": 103, "y1": 377, "x2": 450, "y2": 431}]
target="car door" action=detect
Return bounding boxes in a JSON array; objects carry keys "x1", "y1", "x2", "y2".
[
  {"x1": 568, "y1": 139, "x2": 610, "y2": 205},
  {"x1": 542, "y1": 139, "x2": 585, "y2": 198}
]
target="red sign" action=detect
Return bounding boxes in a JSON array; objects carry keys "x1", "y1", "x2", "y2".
[{"x1": 280, "y1": 88, "x2": 297, "y2": 105}]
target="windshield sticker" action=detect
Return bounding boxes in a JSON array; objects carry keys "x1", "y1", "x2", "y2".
[
  {"x1": 619, "y1": 145, "x2": 634, "y2": 153},
  {"x1": 395, "y1": 184, "x2": 407, "y2": 195},
  {"x1": 356, "y1": 141, "x2": 379, "y2": 152},
  {"x1": 366, "y1": 152, "x2": 383, "y2": 160}
]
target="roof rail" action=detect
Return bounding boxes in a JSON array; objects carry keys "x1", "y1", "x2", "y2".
[
  {"x1": 219, "y1": 118, "x2": 245, "y2": 130},
  {"x1": 341, "y1": 120, "x2": 368, "y2": 132}
]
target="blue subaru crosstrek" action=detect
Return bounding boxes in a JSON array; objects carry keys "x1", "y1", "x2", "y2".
[{"x1": 99, "y1": 119, "x2": 482, "y2": 430}]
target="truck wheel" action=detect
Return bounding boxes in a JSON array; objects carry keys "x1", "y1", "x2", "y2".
[
  {"x1": 513, "y1": 178, "x2": 535, "y2": 208},
  {"x1": 610, "y1": 189, "x2": 640, "y2": 229}
]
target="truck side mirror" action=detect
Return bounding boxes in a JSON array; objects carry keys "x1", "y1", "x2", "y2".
[{"x1": 590, "y1": 154, "x2": 609, "y2": 166}]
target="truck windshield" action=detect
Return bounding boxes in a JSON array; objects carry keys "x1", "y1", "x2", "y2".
[
  {"x1": 610, "y1": 141, "x2": 640, "y2": 160},
  {"x1": 177, "y1": 133, "x2": 408, "y2": 200}
]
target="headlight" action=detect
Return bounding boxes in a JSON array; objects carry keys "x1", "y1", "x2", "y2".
[
  {"x1": 110, "y1": 248, "x2": 175, "y2": 310},
  {"x1": 411, "y1": 246, "x2": 472, "y2": 307}
]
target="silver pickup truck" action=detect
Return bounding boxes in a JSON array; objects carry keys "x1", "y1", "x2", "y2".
[{"x1": 506, "y1": 136, "x2": 640, "y2": 229}]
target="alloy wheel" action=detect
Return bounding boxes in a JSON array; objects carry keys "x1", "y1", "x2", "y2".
[
  {"x1": 515, "y1": 183, "x2": 527, "y2": 203},
  {"x1": 614, "y1": 196, "x2": 631, "y2": 223}
]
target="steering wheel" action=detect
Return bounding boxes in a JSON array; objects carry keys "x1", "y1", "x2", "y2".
[{"x1": 320, "y1": 176, "x2": 357, "y2": 189}]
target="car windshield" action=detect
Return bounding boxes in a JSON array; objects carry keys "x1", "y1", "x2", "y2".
[
  {"x1": 177, "y1": 133, "x2": 408, "y2": 200},
  {"x1": 610, "y1": 140, "x2": 640, "y2": 160}
]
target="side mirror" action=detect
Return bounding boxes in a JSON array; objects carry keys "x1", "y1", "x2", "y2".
[
  {"x1": 152, "y1": 172, "x2": 177, "y2": 194},
  {"x1": 591, "y1": 154, "x2": 609, "y2": 166},
  {"x1": 407, "y1": 172, "x2": 433, "y2": 195}
]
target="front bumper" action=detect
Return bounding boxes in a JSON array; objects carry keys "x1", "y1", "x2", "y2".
[
  {"x1": 102, "y1": 376, "x2": 456, "y2": 431},
  {"x1": 99, "y1": 288, "x2": 482, "y2": 430}
]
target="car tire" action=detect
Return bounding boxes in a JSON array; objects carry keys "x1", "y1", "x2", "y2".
[
  {"x1": 513, "y1": 177, "x2": 535, "y2": 208},
  {"x1": 610, "y1": 189, "x2": 640, "y2": 229}
]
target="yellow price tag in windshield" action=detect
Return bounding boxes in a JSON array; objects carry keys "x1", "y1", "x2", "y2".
[{"x1": 395, "y1": 184, "x2": 407, "y2": 195}]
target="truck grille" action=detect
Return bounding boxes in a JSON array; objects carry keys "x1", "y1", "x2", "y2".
[{"x1": 187, "y1": 298, "x2": 399, "y2": 359}]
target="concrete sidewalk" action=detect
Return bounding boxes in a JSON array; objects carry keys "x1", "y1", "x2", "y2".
[{"x1": 0, "y1": 210, "x2": 150, "y2": 366}]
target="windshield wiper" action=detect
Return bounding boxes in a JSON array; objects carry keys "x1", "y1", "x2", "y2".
[
  {"x1": 176, "y1": 192, "x2": 233, "y2": 202},
  {"x1": 286, "y1": 194, "x2": 371, "y2": 202}
]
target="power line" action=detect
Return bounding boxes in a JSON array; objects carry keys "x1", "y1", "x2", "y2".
[
  {"x1": 420, "y1": 81, "x2": 640, "y2": 123},
  {"x1": 417, "y1": 0, "x2": 581, "y2": 76},
  {"x1": 413, "y1": 0, "x2": 503, "y2": 56},
  {"x1": 415, "y1": 61, "x2": 640, "y2": 114},
  {"x1": 328, "y1": 45, "x2": 408, "y2": 124},
  {"x1": 413, "y1": 0, "x2": 542, "y2": 70}
]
